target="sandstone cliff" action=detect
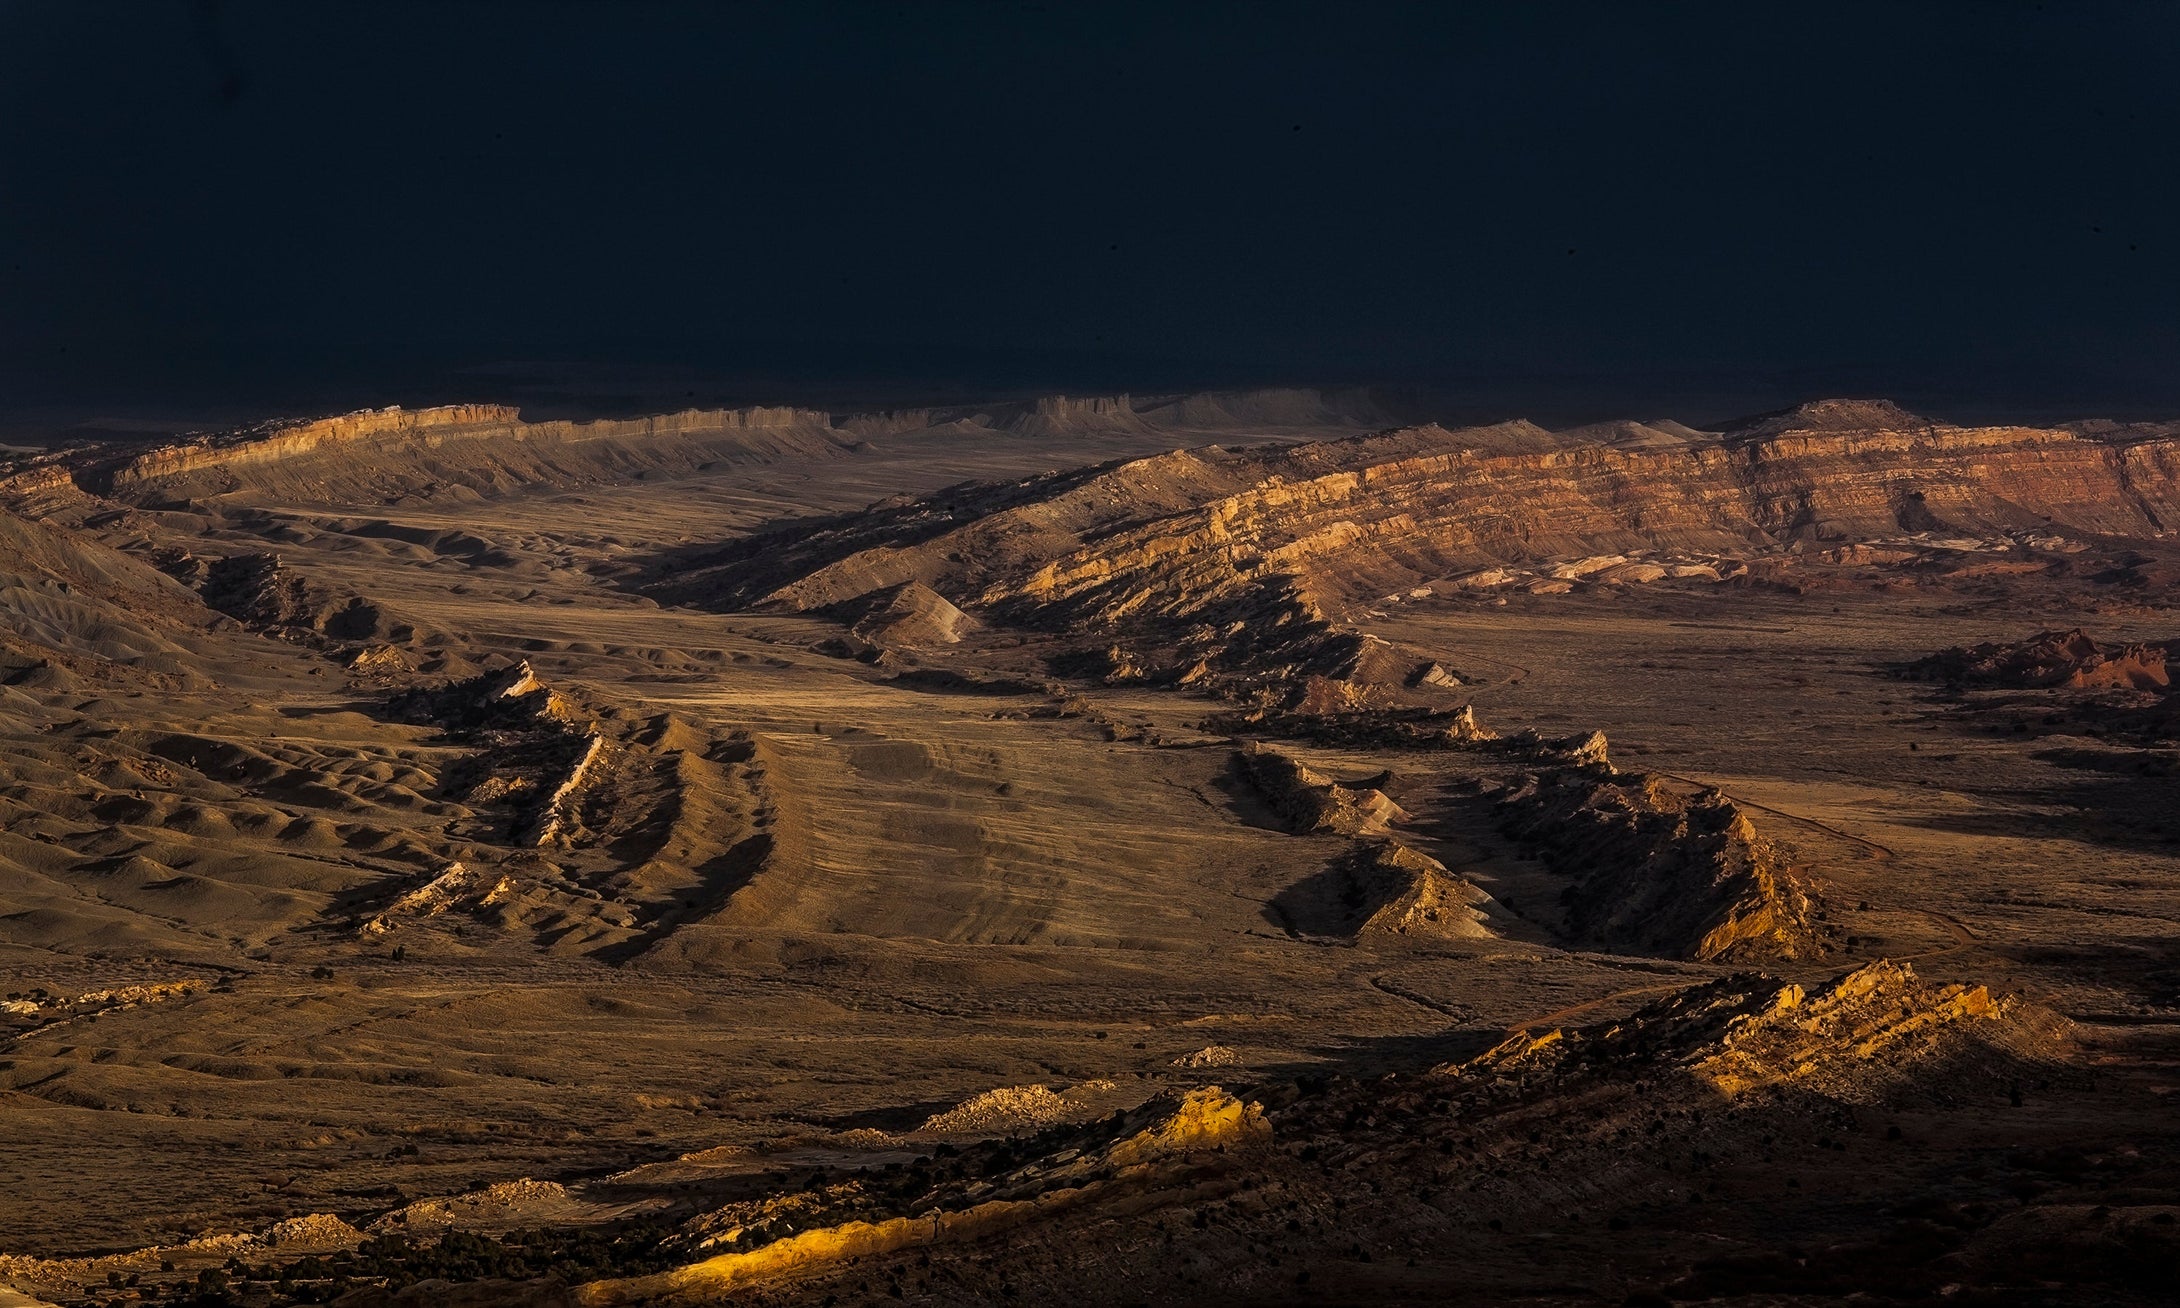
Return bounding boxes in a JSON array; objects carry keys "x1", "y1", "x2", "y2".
[
  {"x1": 654, "y1": 402, "x2": 2180, "y2": 672},
  {"x1": 60, "y1": 403, "x2": 844, "y2": 506}
]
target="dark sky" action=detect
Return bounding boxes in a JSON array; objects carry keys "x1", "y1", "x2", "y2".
[{"x1": 3, "y1": 0, "x2": 2178, "y2": 429}]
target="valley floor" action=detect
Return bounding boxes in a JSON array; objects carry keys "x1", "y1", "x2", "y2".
[{"x1": 3, "y1": 403, "x2": 2177, "y2": 1304}]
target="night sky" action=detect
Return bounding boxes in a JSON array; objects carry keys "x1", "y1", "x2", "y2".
[{"x1": 3, "y1": 1, "x2": 2178, "y2": 430}]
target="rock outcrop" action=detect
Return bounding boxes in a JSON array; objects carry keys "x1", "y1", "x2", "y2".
[
  {"x1": 1908, "y1": 628, "x2": 2175, "y2": 692},
  {"x1": 387, "y1": 662, "x2": 607, "y2": 847},
  {"x1": 916, "y1": 1085, "x2": 1073, "y2": 1135},
  {"x1": 573, "y1": 1087, "x2": 1268, "y2": 1307},
  {"x1": 198, "y1": 552, "x2": 407, "y2": 644},
  {"x1": 1235, "y1": 743, "x2": 1406, "y2": 836},
  {"x1": 1496, "y1": 766, "x2": 1823, "y2": 962},
  {"x1": 1269, "y1": 836, "x2": 1497, "y2": 941},
  {"x1": 1446, "y1": 960, "x2": 2017, "y2": 1104},
  {"x1": 357, "y1": 862, "x2": 511, "y2": 936},
  {"x1": 1342, "y1": 840, "x2": 1496, "y2": 939}
]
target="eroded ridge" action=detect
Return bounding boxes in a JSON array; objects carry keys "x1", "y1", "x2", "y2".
[
  {"x1": 573, "y1": 1088, "x2": 1270, "y2": 1306},
  {"x1": 1495, "y1": 751, "x2": 1827, "y2": 962},
  {"x1": 1449, "y1": 960, "x2": 2023, "y2": 1099},
  {"x1": 646, "y1": 400, "x2": 2180, "y2": 694}
]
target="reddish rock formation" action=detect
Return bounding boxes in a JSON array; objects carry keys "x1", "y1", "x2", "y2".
[{"x1": 1909, "y1": 628, "x2": 2175, "y2": 692}]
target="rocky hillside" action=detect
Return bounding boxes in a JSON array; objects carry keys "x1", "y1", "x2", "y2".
[
  {"x1": 647, "y1": 399, "x2": 2180, "y2": 677},
  {"x1": 1495, "y1": 761, "x2": 1827, "y2": 962}
]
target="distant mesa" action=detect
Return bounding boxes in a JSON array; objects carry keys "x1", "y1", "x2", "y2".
[
  {"x1": 53, "y1": 402, "x2": 845, "y2": 507},
  {"x1": 999, "y1": 393, "x2": 1153, "y2": 437}
]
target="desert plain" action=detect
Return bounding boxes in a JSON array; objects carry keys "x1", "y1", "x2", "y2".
[{"x1": 1, "y1": 391, "x2": 2177, "y2": 1305}]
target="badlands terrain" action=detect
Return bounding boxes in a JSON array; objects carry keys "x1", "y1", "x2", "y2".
[{"x1": 2, "y1": 391, "x2": 2178, "y2": 1305}]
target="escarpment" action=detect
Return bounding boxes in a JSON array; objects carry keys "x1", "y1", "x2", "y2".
[
  {"x1": 643, "y1": 403, "x2": 2180, "y2": 684},
  {"x1": 977, "y1": 413, "x2": 2180, "y2": 629},
  {"x1": 52, "y1": 403, "x2": 846, "y2": 506},
  {"x1": 4, "y1": 387, "x2": 1393, "y2": 516}
]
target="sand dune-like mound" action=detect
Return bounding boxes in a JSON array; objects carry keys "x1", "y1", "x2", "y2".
[
  {"x1": 0, "y1": 507, "x2": 210, "y2": 679},
  {"x1": 842, "y1": 580, "x2": 979, "y2": 650}
]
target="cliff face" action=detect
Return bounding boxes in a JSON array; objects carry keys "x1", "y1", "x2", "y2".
[
  {"x1": 70, "y1": 404, "x2": 843, "y2": 505},
  {"x1": 999, "y1": 393, "x2": 1151, "y2": 436},
  {"x1": 988, "y1": 419, "x2": 2172, "y2": 628},
  {"x1": 17, "y1": 388, "x2": 1394, "y2": 512},
  {"x1": 660, "y1": 406, "x2": 2180, "y2": 643}
]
